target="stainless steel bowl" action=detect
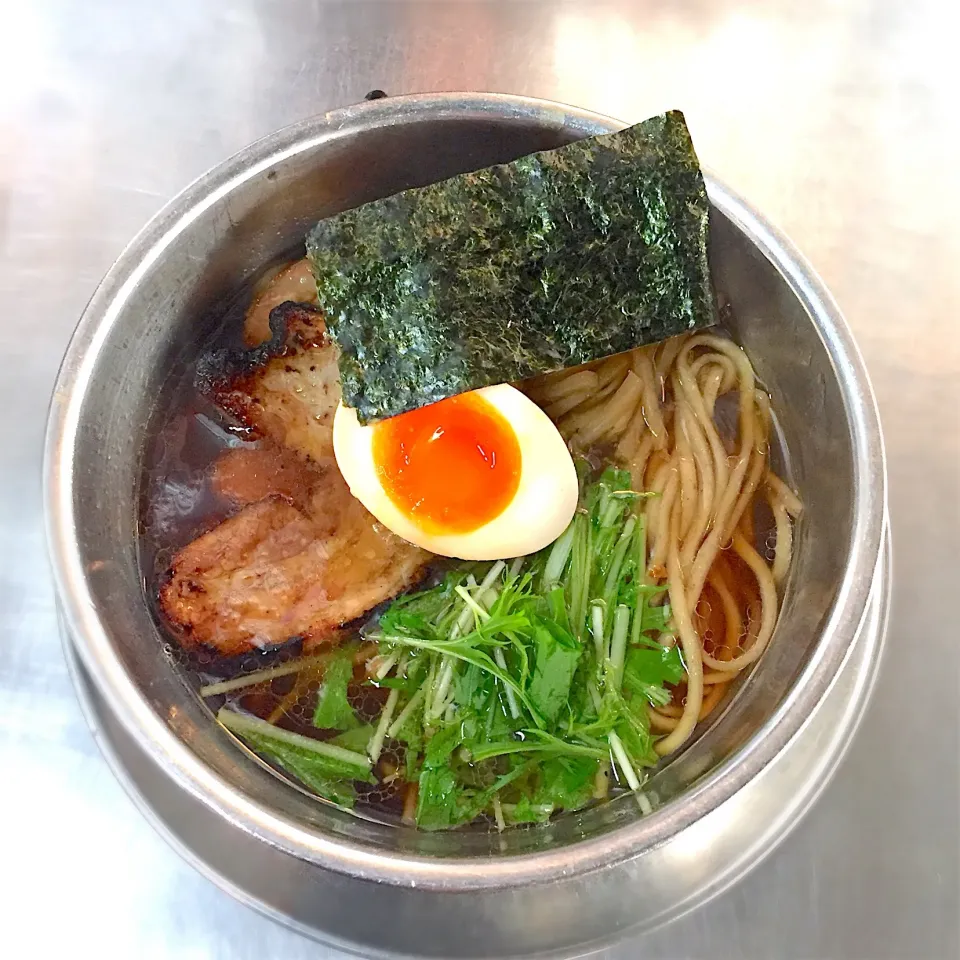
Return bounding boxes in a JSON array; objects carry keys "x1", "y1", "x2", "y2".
[{"x1": 45, "y1": 93, "x2": 888, "y2": 959}]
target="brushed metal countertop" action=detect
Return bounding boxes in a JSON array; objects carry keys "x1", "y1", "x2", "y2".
[{"x1": 2, "y1": 1, "x2": 957, "y2": 957}]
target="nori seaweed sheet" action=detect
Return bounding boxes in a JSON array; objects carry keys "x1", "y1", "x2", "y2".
[{"x1": 307, "y1": 110, "x2": 715, "y2": 422}]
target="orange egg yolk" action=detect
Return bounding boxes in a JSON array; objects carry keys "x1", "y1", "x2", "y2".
[{"x1": 372, "y1": 392, "x2": 522, "y2": 535}]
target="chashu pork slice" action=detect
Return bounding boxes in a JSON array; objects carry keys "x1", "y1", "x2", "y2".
[
  {"x1": 213, "y1": 301, "x2": 341, "y2": 467},
  {"x1": 160, "y1": 301, "x2": 430, "y2": 656},
  {"x1": 242, "y1": 258, "x2": 317, "y2": 348},
  {"x1": 159, "y1": 480, "x2": 427, "y2": 656}
]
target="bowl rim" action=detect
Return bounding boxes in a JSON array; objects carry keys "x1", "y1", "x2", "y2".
[{"x1": 44, "y1": 91, "x2": 887, "y2": 891}]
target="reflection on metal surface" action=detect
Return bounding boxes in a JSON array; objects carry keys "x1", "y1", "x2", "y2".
[
  {"x1": 2, "y1": 1, "x2": 958, "y2": 958},
  {"x1": 61, "y1": 526, "x2": 888, "y2": 956},
  {"x1": 553, "y1": 10, "x2": 786, "y2": 128}
]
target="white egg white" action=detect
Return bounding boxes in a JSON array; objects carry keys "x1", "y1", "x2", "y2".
[{"x1": 333, "y1": 384, "x2": 578, "y2": 560}]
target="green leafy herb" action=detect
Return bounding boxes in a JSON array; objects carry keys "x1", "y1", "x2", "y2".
[
  {"x1": 415, "y1": 724, "x2": 466, "y2": 829},
  {"x1": 623, "y1": 644, "x2": 685, "y2": 707},
  {"x1": 307, "y1": 111, "x2": 715, "y2": 422},
  {"x1": 312, "y1": 652, "x2": 361, "y2": 731},
  {"x1": 506, "y1": 757, "x2": 597, "y2": 824},
  {"x1": 637, "y1": 603, "x2": 672, "y2": 637},
  {"x1": 613, "y1": 711, "x2": 658, "y2": 771},
  {"x1": 471, "y1": 732, "x2": 608, "y2": 764},
  {"x1": 242, "y1": 733, "x2": 361, "y2": 807},
  {"x1": 218, "y1": 708, "x2": 373, "y2": 808},
  {"x1": 527, "y1": 617, "x2": 582, "y2": 725},
  {"x1": 536, "y1": 756, "x2": 598, "y2": 810},
  {"x1": 328, "y1": 724, "x2": 376, "y2": 753}
]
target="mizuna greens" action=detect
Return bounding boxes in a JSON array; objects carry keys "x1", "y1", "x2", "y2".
[{"x1": 219, "y1": 466, "x2": 686, "y2": 829}]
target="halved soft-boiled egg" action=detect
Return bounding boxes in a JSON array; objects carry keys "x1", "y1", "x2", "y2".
[{"x1": 333, "y1": 384, "x2": 578, "y2": 560}]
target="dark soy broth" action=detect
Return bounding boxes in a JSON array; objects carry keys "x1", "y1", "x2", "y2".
[{"x1": 139, "y1": 272, "x2": 791, "y2": 829}]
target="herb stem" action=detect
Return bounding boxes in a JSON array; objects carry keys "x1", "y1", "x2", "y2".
[
  {"x1": 590, "y1": 602, "x2": 606, "y2": 659},
  {"x1": 374, "y1": 653, "x2": 399, "y2": 681},
  {"x1": 608, "y1": 729, "x2": 642, "y2": 791},
  {"x1": 380, "y1": 631, "x2": 540, "y2": 723},
  {"x1": 587, "y1": 681, "x2": 603, "y2": 713},
  {"x1": 602, "y1": 515, "x2": 636, "y2": 607},
  {"x1": 451, "y1": 562, "x2": 504, "y2": 636},
  {"x1": 369, "y1": 688, "x2": 400, "y2": 763},
  {"x1": 199, "y1": 652, "x2": 334, "y2": 698},
  {"x1": 609, "y1": 604, "x2": 631, "y2": 685},
  {"x1": 217, "y1": 708, "x2": 372, "y2": 770},
  {"x1": 543, "y1": 521, "x2": 575, "y2": 586},
  {"x1": 494, "y1": 648, "x2": 521, "y2": 718},
  {"x1": 601, "y1": 497, "x2": 622, "y2": 528},
  {"x1": 422, "y1": 654, "x2": 438, "y2": 721},
  {"x1": 598, "y1": 485, "x2": 611, "y2": 525},
  {"x1": 593, "y1": 760, "x2": 611, "y2": 799},
  {"x1": 492, "y1": 794, "x2": 506, "y2": 832},
  {"x1": 480, "y1": 560, "x2": 507, "y2": 592},
  {"x1": 456, "y1": 584, "x2": 492, "y2": 623},
  {"x1": 429, "y1": 657, "x2": 456, "y2": 720},
  {"x1": 369, "y1": 653, "x2": 408, "y2": 761},
  {"x1": 569, "y1": 514, "x2": 592, "y2": 640},
  {"x1": 387, "y1": 683, "x2": 426, "y2": 738},
  {"x1": 631, "y1": 514, "x2": 649, "y2": 650},
  {"x1": 471, "y1": 738, "x2": 607, "y2": 762}
]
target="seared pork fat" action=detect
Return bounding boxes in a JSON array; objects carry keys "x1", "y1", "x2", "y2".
[{"x1": 159, "y1": 301, "x2": 429, "y2": 656}]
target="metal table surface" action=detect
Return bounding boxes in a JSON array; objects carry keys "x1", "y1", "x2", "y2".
[{"x1": 2, "y1": 1, "x2": 957, "y2": 957}]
